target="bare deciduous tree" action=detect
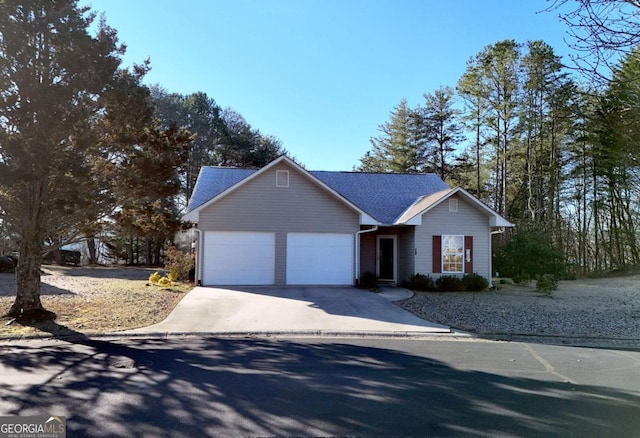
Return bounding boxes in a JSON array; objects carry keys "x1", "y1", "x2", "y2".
[{"x1": 548, "y1": 0, "x2": 640, "y2": 82}]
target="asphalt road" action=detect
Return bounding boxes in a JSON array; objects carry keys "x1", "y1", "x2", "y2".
[{"x1": 1, "y1": 336, "x2": 639, "y2": 437}]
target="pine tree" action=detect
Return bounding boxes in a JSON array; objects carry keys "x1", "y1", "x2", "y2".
[
  {"x1": 0, "y1": 0, "x2": 125, "y2": 320},
  {"x1": 457, "y1": 62, "x2": 490, "y2": 198},
  {"x1": 420, "y1": 86, "x2": 464, "y2": 181},
  {"x1": 357, "y1": 99, "x2": 425, "y2": 173},
  {"x1": 0, "y1": 1, "x2": 191, "y2": 319}
]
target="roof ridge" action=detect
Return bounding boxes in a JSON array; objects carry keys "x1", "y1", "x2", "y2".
[
  {"x1": 310, "y1": 170, "x2": 439, "y2": 176},
  {"x1": 199, "y1": 165, "x2": 259, "y2": 170}
]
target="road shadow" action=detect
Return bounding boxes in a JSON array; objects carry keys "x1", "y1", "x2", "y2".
[{"x1": 0, "y1": 332, "x2": 639, "y2": 436}]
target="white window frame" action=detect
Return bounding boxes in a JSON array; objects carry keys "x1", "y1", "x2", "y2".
[
  {"x1": 442, "y1": 234, "x2": 464, "y2": 273},
  {"x1": 276, "y1": 170, "x2": 289, "y2": 187}
]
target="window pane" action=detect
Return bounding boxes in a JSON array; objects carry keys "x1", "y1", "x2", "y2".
[{"x1": 442, "y1": 235, "x2": 463, "y2": 273}]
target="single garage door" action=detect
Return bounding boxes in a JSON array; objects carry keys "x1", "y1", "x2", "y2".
[
  {"x1": 203, "y1": 231, "x2": 275, "y2": 285},
  {"x1": 286, "y1": 233, "x2": 353, "y2": 285}
]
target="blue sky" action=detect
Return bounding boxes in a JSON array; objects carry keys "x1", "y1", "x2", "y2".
[{"x1": 83, "y1": 0, "x2": 575, "y2": 171}]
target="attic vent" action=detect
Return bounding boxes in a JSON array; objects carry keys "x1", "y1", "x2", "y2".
[
  {"x1": 276, "y1": 170, "x2": 289, "y2": 187},
  {"x1": 449, "y1": 198, "x2": 458, "y2": 212}
]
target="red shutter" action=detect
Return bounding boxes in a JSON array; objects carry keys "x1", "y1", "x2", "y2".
[
  {"x1": 464, "y1": 236, "x2": 473, "y2": 273},
  {"x1": 432, "y1": 235, "x2": 441, "y2": 273}
]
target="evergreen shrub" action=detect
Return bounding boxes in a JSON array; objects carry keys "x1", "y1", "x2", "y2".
[
  {"x1": 493, "y1": 227, "x2": 565, "y2": 284},
  {"x1": 462, "y1": 273, "x2": 489, "y2": 291},
  {"x1": 435, "y1": 275, "x2": 464, "y2": 292},
  {"x1": 408, "y1": 273, "x2": 435, "y2": 291}
]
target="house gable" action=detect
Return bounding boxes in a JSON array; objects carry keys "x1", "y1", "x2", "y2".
[
  {"x1": 396, "y1": 187, "x2": 513, "y2": 227},
  {"x1": 184, "y1": 156, "x2": 376, "y2": 225},
  {"x1": 414, "y1": 193, "x2": 493, "y2": 280},
  {"x1": 197, "y1": 159, "x2": 361, "y2": 233}
]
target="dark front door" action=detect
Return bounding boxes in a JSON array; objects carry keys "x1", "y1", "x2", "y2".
[{"x1": 378, "y1": 237, "x2": 395, "y2": 281}]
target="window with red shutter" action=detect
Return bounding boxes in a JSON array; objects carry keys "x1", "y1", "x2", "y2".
[{"x1": 434, "y1": 235, "x2": 473, "y2": 274}]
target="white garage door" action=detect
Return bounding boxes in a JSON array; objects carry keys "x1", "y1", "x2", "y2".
[
  {"x1": 203, "y1": 231, "x2": 275, "y2": 285},
  {"x1": 286, "y1": 233, "x2": 353, "y2": 285}
]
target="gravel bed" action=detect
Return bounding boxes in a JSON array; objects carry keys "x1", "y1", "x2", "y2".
[{"x1": 397, "y1": 276, "x2": 640, "y2": 349}]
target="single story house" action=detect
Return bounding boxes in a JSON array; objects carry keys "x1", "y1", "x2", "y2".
[{"x1": 183, "y1": 156, "x2": 513, "y2": 286}]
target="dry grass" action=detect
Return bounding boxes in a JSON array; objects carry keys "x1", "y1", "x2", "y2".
[{"x1": 0, "y1": 265, "x2": 192, "y2": 337}]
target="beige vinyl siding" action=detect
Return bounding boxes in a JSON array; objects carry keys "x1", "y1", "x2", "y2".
[
  {"x1": 359, "y1": 232, "x2": 377, "y2": 278},
  {"x1": 414, "y1": 194, "x2": 492, "y2": 280},
  {"x1": 398, "y1": 227, "x2": 415, "y2": 283},
  {"x1": 198, "y1": 162, "x2": 360, "y2": 285}
]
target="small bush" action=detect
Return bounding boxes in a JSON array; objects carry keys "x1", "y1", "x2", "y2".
[
  {"x1": 536, "y1": 274, "x2": 558, "y2": 294},
  {"x1": 165, "y1": 247, "x2": 194, "y2": 282},
  {"x1": 149, "y1": 272, "x2": 162, "y2": 285},
  {"x1": 149, "y1": 271, "x2": 173, "y2": 288},
  {"x1": 462, "y1": 273, "x2": 489, "y2": 291},
  {"x1": 409, "y1": 273, "x2": 435, "y2": 291},
  {"x1": 359, "y1": 271, "x2": 379, "y2": 289},
  {"x1": 157, "y1": 276, "x2": 173, "y2": 288},
  {"x1": 435, "y1": 275, "x2": 464, "y2": 292}
]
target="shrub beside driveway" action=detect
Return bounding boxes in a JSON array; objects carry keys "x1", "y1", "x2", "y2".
[{"x1": 0, "y1": 266, "x2": 192, "y2": 337}]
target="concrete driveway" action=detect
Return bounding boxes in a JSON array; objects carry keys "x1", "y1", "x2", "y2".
[{"x1": 128, "y1": 286, "x2": 450, "y2": 336}]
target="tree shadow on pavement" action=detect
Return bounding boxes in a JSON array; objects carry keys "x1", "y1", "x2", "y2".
[{"x1": 0, "y1": 328, "x2": 639, "y2": 437}]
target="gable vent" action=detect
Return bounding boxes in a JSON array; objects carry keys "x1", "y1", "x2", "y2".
[
  {"x1": 276, "y1": 170, "x2": 289, "y2": 187},
  {"x1": 449, "y1": 198, "x2": 458, "y2": 212}
]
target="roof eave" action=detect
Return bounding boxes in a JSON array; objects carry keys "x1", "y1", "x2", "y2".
[
  {"x1": 393, "y1": 188, "x2": 455, "y2": 224},
  {"x1": 360, "y1": 214, "x2": 379, "y2": 226},
  {"x1": 490, "y1": 216, "x2": 515, "y2": 227},
  {"x1": 182, "y1": 210, "x2": 199, "y2": 223},
  {"x1": 395, "y1": 187, "x2": 514, "y2": 227}
]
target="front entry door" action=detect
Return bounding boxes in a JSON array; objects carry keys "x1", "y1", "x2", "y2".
[{"x1": 378, "y1": 236, "x2": 396, "y2": 282}]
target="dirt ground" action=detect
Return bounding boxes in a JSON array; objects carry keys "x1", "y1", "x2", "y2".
[{"x1": 0, "y1": 265, "x2": 191, "y2": 337}]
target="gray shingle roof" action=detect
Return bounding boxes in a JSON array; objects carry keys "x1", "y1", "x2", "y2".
[
  {"x1": 186, "y1": 166, "x2": 449, "y2": 224},
  {"x1": 187, "y1": 167, "x2": 257, "y2": 212},
  {"x1": 309, "y1": 171, "x2": 449, "y2": 224}
]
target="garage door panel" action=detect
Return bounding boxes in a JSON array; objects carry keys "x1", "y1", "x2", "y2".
[
  {"x1": 287, "y1": 233, "x2": 353, "y2": 285},
  {"x1": 204, "y1": 232, "x2": 275, "y2": 285}
]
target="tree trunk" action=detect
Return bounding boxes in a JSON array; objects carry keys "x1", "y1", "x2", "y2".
[
  {"x1": 5, "y1": 176, "x2": 55, "y2": 321},
  {"x1": 127, "y1": 237, "x2": 134, "y2": 265},
  {"x1": 5, "y1": 238, "x2": 55, "y2": 321},
  {"x1": 153, "y1": 240, "x2": 162, "y2": 266},
  {"x1": 87, "y1": 237, "x2": 98, "y2": 265},
  {"x1": 54, "y1": 248, "x2": 64, "y2": 266},
  {"x1": 475, "y1": 103, "x2": 481, "y2": 197}
]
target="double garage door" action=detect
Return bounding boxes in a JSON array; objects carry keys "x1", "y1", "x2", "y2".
[{"x1": 202, "y1": 231, "x2": 353, "y2": 285}]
